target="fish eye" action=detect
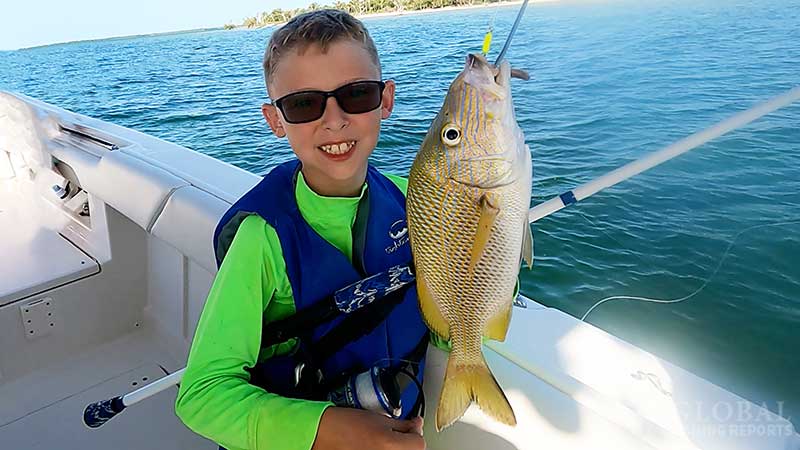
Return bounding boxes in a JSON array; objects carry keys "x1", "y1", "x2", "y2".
[{"x1": 441, "y1": 124, "x2": 461, "y2": 146}]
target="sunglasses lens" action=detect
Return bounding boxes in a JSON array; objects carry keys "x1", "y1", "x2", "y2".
[
  {"x1": 280, "y1": 92, "x2": 325, "y2": 123},
  {"x1": 336, "y1": 82, "x2": 384, "y2": 114},
  {"x1": 276, "y1": 81, "x2": 385, "y2": 124}
]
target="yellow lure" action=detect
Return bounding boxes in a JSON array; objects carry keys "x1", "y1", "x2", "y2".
[{"x1": 481, "y1": 29, "x2": 493, "y2": 56}]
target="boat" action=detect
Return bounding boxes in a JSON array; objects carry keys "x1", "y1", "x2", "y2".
[{"x1": 1, "y1": 90, "x2": 798, "y2": 449}]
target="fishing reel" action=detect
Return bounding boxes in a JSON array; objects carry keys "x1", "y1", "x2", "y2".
[
  {"x1": 326, "y1": 365, "x2": 424, "y2": 419},
  {"x1": 327, "y1": 366, "x2": 403, "y2": 418}
]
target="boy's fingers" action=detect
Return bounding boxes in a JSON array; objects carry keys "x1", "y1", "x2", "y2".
[
  {"x1": 408, "y1": 416, "x2": 423, "y2": 436},
  {"x1": 390, "y1": 417, "x2": 420, "y2": 434},
  {"x1": 389, "y1": 419, "x2": 413, "y2": 433}
]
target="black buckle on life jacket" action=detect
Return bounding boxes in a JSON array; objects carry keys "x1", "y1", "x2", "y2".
[{"x1": 293, "y1": 362, "x2": 323, "y2": 387}]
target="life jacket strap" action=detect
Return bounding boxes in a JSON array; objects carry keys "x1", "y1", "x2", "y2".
[
  {"x1": 307, "y1": 287, "x2": 407, "y2": 368},
  {"x1": 260, "y1": 262, "x2": 417, "y2": 349}
]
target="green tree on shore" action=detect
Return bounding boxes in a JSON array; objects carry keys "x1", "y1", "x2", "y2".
[{"x1": 237, "y1": 0, "x2": 504, "y2": 28}]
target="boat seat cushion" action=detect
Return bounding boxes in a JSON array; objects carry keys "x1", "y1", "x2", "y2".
[
  {"x1": 90, "y1": 150, "x2": 188, "y2": 232},
  {"x1": 151, "y1": 186, "x2": 230, "y2": 273}
]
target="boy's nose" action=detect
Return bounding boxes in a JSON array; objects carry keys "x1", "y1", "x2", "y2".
[{"x1": 321, "y1": 96, "x2": 348, "y2": 130}]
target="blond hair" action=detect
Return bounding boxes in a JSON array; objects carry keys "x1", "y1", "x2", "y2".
[{"x1": 263, "y1": 9, "x2": 381, "y2": 96}]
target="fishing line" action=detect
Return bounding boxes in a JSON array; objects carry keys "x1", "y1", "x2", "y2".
[
  {"x1": 495, "y1": 0, "x2": 530, "y2": 65},
  {"x1": 481, "y1": 6, "x2": 499, "y2": 56},
  {"x1": 578, "y1": 218, "x2": 800, "y2": 322},
  {"x1": 398, "y1": 367, "x2": 426, "y2": 418},
  {"x1": 372, "y1": 357, "x2": 423, "y2": 368},
  {"x1": 371, "y1": 357, "x2": 426, "y2": 418}
]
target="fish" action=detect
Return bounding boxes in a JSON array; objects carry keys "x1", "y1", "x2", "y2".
[{"x1": 407, "y1": 53, "x2": 533, "y2": 431}]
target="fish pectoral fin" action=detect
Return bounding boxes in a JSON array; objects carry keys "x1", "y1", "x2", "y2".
[
  {"x1": 522, "y1": 223, "x2": 533, "y2": 270},
  {"x1": 484, "y1": 301, "x2": 512, "y2": 341},
  {"x1": 417, "y1": 269, "x2": 450, "y2": 341},
  {"x1": 468, "y1": 193, "x2": 500, "y2": 276}
]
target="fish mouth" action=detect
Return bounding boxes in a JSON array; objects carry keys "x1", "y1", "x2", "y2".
[
  {"x1": 465, "y1": 54, "x2": 501, "y2": 91},
  {"x1": 465, "y1": 53, "x2": 529, "y2": 89},
  {"x1": 466, "y1": 53, "x2": 492, "y2": 72}
]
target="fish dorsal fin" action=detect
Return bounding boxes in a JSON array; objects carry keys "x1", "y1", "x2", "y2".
[
  {"x1": 522, "y1": 223, "x2": 533, "y2": 269},
  {"x1": 468, "y1": 193, "x2": 500, "y2": 276}
]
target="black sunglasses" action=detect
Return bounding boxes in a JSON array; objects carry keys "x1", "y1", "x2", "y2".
[{"x1": 273, "y1": 80, "x2": 386, "y2": 124}]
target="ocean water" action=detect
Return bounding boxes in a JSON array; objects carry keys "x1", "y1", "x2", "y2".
[{"x1": 2, "y1": 0, "x2": 798, "y2": 428}]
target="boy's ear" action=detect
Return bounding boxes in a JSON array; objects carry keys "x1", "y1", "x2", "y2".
[
  {"x1": 380, "y1": 80, "x2": 396, "y2": 120},
  {"x1": 262, "y1": 103, "x2": 286, "y2": 138}
]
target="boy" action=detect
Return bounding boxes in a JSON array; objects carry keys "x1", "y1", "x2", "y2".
[{"x1": 176, "y1": 9, "x2": 428, "y2": 450}]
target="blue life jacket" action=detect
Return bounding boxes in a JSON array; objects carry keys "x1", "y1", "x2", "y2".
[{"x1": 212, "y1": 159, "x2": 427, "y2": 417}]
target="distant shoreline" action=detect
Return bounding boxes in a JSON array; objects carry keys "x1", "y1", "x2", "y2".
[
  {"x1": 246, "y1": 0, "x2": 554, "y2": 29},
  {"x1": 358, "y1": 0, "x2": 555, "y2": 22},
  {"x1": 13, "y1": 0, "x2": 551, "y2": 51}
]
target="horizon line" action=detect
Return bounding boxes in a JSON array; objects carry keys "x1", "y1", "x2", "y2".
[{"x1": 3, "y1": 26, "x2": 230, "y2": 52}]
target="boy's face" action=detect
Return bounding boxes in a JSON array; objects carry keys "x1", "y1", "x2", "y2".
[{"x1": 262, "y1": 39, "x2": 395, "y2": 196}]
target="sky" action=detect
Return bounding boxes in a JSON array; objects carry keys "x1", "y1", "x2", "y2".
[{"x1": 0, "y1": 0, "x2": 314, "y2": 51}]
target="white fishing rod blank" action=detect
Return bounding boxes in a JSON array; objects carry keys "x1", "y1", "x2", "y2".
[
  {"x1": 83, "y1": 368, "x2": 185, "y2": 428},
  {"x1": 495, "y1": 0, "x2": 530, "y2": 65},
  {"x1": 529, "y1": 86, "x2": 800, "y2": 224}
]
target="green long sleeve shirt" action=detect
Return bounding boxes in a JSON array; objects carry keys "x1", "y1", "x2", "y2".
[{"x1": 175, "y1": 170, "x2": 415, "y2": 450}]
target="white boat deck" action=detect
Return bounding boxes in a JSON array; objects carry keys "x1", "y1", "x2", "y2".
[
  {"x1": 0, "y1": 325, "x2": 214, "y2": 449},
  {"x1": 0, "y1": 178, "x2": 215, "y2": 448}
]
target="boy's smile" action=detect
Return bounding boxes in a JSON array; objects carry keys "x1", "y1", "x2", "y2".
[
  {"x1": 318, "y1": 140, "x2": 356, "y2": 157},
  {"x1": 262, "y1": 40, "x2": 395, "y2": 197}
]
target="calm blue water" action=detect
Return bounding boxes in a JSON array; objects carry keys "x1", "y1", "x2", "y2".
[{"x1": 2, "y1": 0, "x2": 798, "y2": 426}]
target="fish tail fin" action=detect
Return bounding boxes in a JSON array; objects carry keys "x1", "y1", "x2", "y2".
[{"x1": 436, "y1": 354, "x2": 517, "y2": 431}]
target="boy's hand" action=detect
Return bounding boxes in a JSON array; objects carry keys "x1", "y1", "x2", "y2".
[{"x1": 312, "y1": 407, "x2": 425, "y2": 450}]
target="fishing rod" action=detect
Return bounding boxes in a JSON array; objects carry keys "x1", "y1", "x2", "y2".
[
  {"x1": 495, "y1": 0, "x2": 530, "y2": 65},
  {"x1": 83, "y1": 85, "x2": 799, "y2": 426},
  {"x1": 83, "y1": 368, "x2": 185, "y2": 428},
  {"x1": 528, "y1": 86, "x2": 800, "y2": 224}
]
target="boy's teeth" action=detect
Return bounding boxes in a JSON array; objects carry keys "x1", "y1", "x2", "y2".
[{"x1": 320, "y1": 141, "x2": 355, "y2": 155}]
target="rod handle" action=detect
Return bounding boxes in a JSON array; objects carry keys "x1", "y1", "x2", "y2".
[{"x1": 83, "y1": 395, "x2": 125, "y2": 428}]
